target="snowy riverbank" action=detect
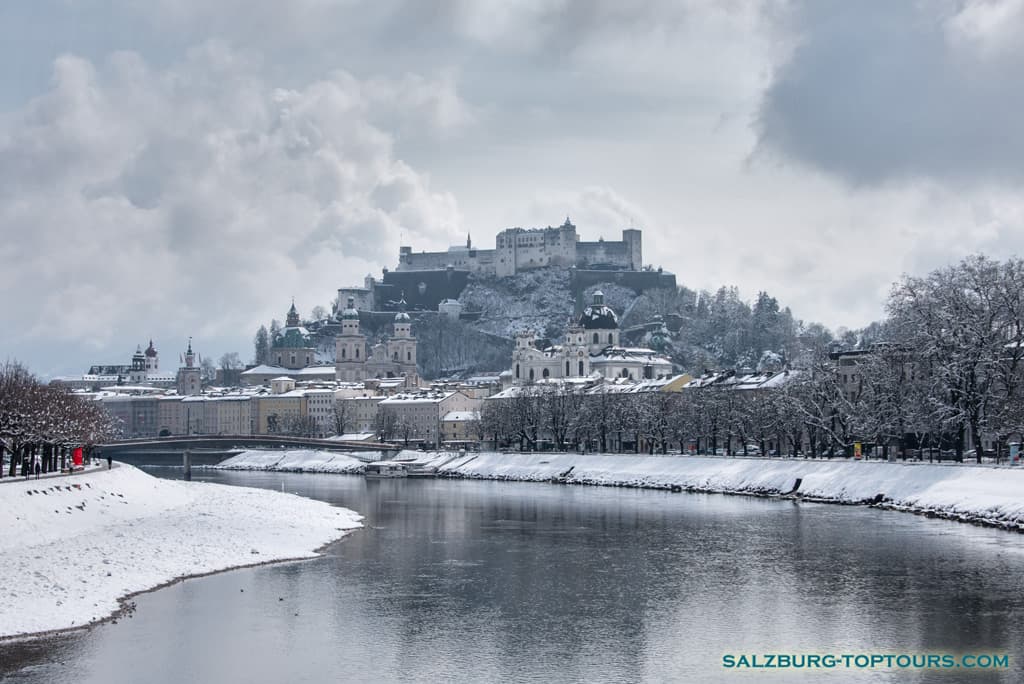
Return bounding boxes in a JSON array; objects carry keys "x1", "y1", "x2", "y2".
[
  {"x1": 0, "y1": 464, "x2": 362, "y2": 639},
  {"x1": 218, "y1": 449, "x2": 1024, "y2": 531},
  {"x1": 215, "y1": 448, "x2": 374, "y2": 473}
]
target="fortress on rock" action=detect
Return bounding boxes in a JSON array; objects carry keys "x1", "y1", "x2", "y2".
[{"x1": 396, "y1": 218, "x2": 642, "y2": 277}]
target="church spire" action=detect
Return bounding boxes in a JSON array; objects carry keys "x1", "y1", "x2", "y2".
[{"x1": 286, "y1": 299, "x2": 300, "y2": 327}]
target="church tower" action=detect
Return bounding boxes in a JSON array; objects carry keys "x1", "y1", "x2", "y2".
[
  {"x1": 563, "y1": 324, "x2": 590, "y2": 378},
  {"x1": 177, "y1": 337, "x2": 202, "y2": 396},
  {"x1": 144, "y1": 339, "x2": 159, "y2": 372},
  {"x1": 387, "y1": 308, "x2": 418, "y2": 387},
  {"x1": 129, "y1": 345, "x2": 147, "y2": 384},
  {"x1": 334, "y1": 297, "x2": 367, "y2": 382},
  {"x1": 286, "y1": 300, "x2": 300, "y2": 327}
]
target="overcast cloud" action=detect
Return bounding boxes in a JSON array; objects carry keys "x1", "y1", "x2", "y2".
[{"x1": 1, "y1": 0, "x2": 1023, "y2": 376}]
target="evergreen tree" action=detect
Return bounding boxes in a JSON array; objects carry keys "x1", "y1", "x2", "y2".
[{"x1": 253, "y1": 325, "x2": 270, "y2": 365}]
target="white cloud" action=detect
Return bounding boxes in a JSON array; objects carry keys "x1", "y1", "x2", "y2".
[{"x1": 0, "y1": 44, "x2": 465, "y2": 372}]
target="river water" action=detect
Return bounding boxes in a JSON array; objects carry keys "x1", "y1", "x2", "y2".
[{"x1": 4, "y1": 470, "x2": 1024, "y2": 683}]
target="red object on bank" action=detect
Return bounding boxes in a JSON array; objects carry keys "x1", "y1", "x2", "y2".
[{"x1": 72, "y1": 447, "x2": 83, "y2": 466}]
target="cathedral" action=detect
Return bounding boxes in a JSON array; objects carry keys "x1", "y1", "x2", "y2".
[
  {"x1": 511, "y1": 291, "x2": 673, "y2": 384},
  {"x1": 335, "y1": 297, "x2": 419, "y2": 387}
]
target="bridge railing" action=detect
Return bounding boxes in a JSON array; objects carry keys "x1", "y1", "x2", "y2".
[{"x1": 98, "y1": 435, "x2": 400, "y2": 452}]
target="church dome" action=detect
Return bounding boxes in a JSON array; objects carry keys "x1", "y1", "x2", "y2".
[
  {"x1": 394, "y1": 296, "x2": 410, "y2": 322},
  {"x1": 144, "y1": 340, "x2": 158, "y2": 357},
  {"x1": 577, "y1": 290, "x2": 619, "y2": 330}
]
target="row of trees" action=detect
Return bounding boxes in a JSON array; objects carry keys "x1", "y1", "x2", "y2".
[
  {"x1": 473, "y1": 380, "x2": 809, "y2": 456},
  {"x1": 0, "y1": 361, "x2": 120, "y2": 476}
]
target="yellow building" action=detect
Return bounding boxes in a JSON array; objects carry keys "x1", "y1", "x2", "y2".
[
  {"x1": 255, "y1": 389, "x2": 307, "y2": 434},
  {"x1": 440, "y1": 411, "x2": 480, "y2": 445}
]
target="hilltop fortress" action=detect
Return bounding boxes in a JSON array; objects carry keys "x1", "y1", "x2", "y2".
[
  {"x1": 397, "y1": 218, "x2": 642, "y2": 277},
  {"x1": 338, "y1": 218, "x2": 672, "y2": 314}
]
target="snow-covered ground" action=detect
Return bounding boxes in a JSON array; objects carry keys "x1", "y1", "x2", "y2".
[
  {"x1": 0, "y1": 464, "x2": 362, "y2": 639},
  {"x1": 219, "y1": 449, "x2": 1024, "y2": 531},
  {"x1": 215, "y1": 448, "x2": 374, "y2": 473}
]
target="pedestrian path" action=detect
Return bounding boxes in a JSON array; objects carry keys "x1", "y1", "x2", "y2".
[{"x1": 0, "y1": 462, "x2": 113, "y2": 484}]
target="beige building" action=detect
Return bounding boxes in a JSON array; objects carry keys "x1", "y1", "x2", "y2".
[
  {"x1": 341, "y1": 396, "x2": 386, "y2": 433},
  {"x1": 306, "y1": 389, "x2": 335, "y2": 437},
  {"x1": 255, "y1": 385, "x2": 307, "y2": 435},
  {"x1": 177, "y1": 396, "x2": 205, "y2": 435},
  {"x1": 205, "y1": 396, "x2": 253, "y2": 435},
  {"x1": 440, "y1": 411, "x2": 480, "y2": 445},
  {"x1": 378, "y1": 391, "x2": 480, "y2": 447},
  {"x1": 158, "y1": 396, "x2": 185, "y2": 436}
]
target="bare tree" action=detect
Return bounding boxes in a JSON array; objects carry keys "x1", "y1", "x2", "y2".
[
  {"x1": 332, "y1": 400, "x2": 352, "y2": 436},
  {"x1": 374, "y1": 406, "x2": 398, "y2": 442}
]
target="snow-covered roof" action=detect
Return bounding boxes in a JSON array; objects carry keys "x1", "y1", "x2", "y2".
[
  {"x1": 682, "y1": 369, "x2": 799, "y2": 391},
  {"x1": 463, "y1": 374, "x2": 503, "y2": 385},
  {"x1": 97, "y1": 385, "x2": 166, "y2": 393},
  {"x1": 242, "y1": 364, "x2": 335, "y2": 377},
  {"x1": 443, "y1": 411, "x2": 480, "y2": 422},
  {"x1": 242, "y1": 364, "x2": 287, "y2": 375},
  {"x1": 380, "y1": 391, "x2": 457, "y2": 405},
  {"x1": 327, "y1": 432, "x2": 378, "y2": 442},
  {"x1": 590, "y1": 346, "x2": 672, "y2": 366}
]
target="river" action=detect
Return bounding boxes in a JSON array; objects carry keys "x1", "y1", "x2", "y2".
[{"x1": 3, "y1": 469, "x2": 1023, "y2": 682}]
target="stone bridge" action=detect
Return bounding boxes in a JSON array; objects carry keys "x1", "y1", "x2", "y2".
[{"x1": 96, "y1": 435, "x2": 398, "y2": 466}]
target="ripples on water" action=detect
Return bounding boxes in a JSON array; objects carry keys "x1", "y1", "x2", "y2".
[{"x1": 3, "y1": 471, "x2": 1023, "y2": 683}]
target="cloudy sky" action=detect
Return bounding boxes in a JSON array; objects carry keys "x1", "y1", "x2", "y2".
[{"x1": 3, "y1": 0, "x2": 1024, "y2": 377}]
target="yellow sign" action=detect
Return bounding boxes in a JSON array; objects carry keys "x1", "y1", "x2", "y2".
[{"x1": 854, "y1": 442, "x2": 862, "y2": 459}]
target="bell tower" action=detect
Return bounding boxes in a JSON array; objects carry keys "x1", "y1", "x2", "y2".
[
  {"x1": 177, "y1": 337, "x2": 202, "y2": 396},
  {"x1": 335, "y1": 297, "x2": 367, "y2": 382}
]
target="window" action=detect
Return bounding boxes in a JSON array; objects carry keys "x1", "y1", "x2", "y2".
[
  {"x1": 543, "y1": 368, "x2": 550, "y2": 379},
  {"x1": 515, "y1": 364, "x2": 520, "y2": 379},
  {"x1": 608, "y1": 333, "x2": 614, "y2": 344},
  {"x1": 341, "y1": 348, "x2": 346, "y2": 359},
  {"x1": 579, "y1": 360, "x2": 584, "y2": 376},
  {"x1": 593, "y1": 333, "x2": 599, "y2": 344},
  {"x1": 529, "y1": 369, "x2": 535, "y2": 381},
  {"x1": 356, "y1": 348, "x2": 359, "y2": 359},
  {"x1": 566, "y1": 361, "x2": 570, "y2": 376},
  {"x1": 407, "y1": 351, "x2": 411, "y2": 361}
]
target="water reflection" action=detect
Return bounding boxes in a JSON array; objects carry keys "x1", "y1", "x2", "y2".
[{"x1": 3, "y1": 472, "x2": 1022, "y2": 683}]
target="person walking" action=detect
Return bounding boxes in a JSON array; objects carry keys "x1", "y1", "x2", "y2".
[
  {"x1": 106, "y1": 454, "x2": 112, "y2": 470},
  {"x1": 33, "y1": 455, "x2": 41, "y2": 479}
]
